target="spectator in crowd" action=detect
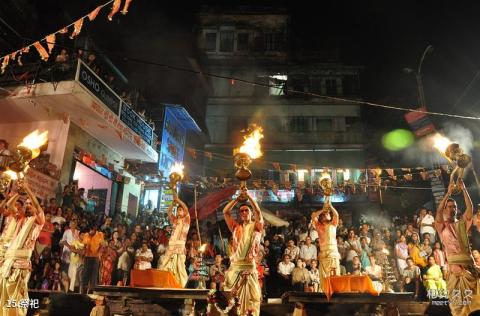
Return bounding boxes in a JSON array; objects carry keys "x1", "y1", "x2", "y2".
[
  {"x1": 291, "y1": 259, "x2": 310, "y2": 291},
  {"x1": 99, "y1": 239, "x2": 117, "y2": 285},
  {"x1": 81, "y1": 225, "x2": 104, "y2": 294},
  {"x1": 359, "y1": 236, "x2": 371, "y2": 270},
  {"x1": 408, "y1": 232, "x2": 427, "y2": 269},
  {"x1": 62, "y1": 184, "x2": 75, "y2": 209},
  {"x1": 299, "y1": 236, "x2": 317, "y2": 266},
  {"x1": 472, "y1": 208, "x2": 480, "y2": 251},
  {"x1": 432, "y1": 241, "x2": 447, "y2": 272},
  {"x1": 278, "y1": 254, "x2": 295, "y2": 290},
  {"x1": 209, "y1": 254, "x2": 226, "y2": 290},
  {"x1": 0, "y1": 139, "x2": 11, "y2": 170},
  {"x1": 135, "y1": 241, "x2": 153, "y2": 270},
  {"x1": 395, "y1": 235, "x2": 408, "y2": 274},
  {"x1": 365, "y1": 254, "x2": 383, "y2": 292},
  {"x1": 45, "y1": 198, "x2": 58, "y2": 214},
  {"x1": 309, "y1": 259, "x2": 320, "y2": 292},
  {"x1": 401, "y1": 257, "x2": 421, "y2": 299},
  {"x1": 418, "y1": 208, "x2": 436, "y2": 240},
  {"x1": 347, "y1": 255, "x2": 362, "y2": 275},
  {"x1": 186, "y1": 256, "x2": 209, "y2": 289},
  {"x1": 36, "y1": 212, "x2": 54, "y2": 256},
  {"x1": 52, "y1": 207, "x2": 66, "y2": 226},
  {"x1": 423, "y1": 255, "x2": 447, "y2": 295},
  {"x1": 472, "y1": 249, "x2": 480, "y2": 269},
  {"x1": 284, "y1": 239, "x2": 300, "y2": 261},
  {"x1": 117, "y1": 241, "x2": 134, "y2": 286}
]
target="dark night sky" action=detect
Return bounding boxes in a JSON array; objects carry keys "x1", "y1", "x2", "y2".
[{"x1": 3, "y1": 1, "x2": 480, "y2": 139}]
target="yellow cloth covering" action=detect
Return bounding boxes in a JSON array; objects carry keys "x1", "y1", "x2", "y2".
[{"x1": 446, "y1": 269, "x2": 480, "y2": 316}]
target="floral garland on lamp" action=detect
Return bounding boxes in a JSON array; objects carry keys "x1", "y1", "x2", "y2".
[{"x1": 206, "y1": 289, "x2": 240, "y2": 316}]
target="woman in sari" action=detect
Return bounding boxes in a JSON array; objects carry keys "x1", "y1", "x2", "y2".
[
  {"x1": 408, "y1": 233, "x2": 427, "y2": 269},
  {"x1": 395, "y1": 235, "x2": 409, "y2": 274},
  {"x1": 99, "y1": 239, "x2": 117, "y2": 285},
  {"x1": 423, "y1": 255, "x2": 447, "y2": 295}
]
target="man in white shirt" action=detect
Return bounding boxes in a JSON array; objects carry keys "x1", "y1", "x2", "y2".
[
  {"x1": 418, "y1": 208, "x2": 435, "y2": 238},
  {"x1": 299, "y1": 236, "x2": 317, "y2": 266},
  {"x1": 135, "y1": 242, "x2": 153, "y2": 270},
  {"x1": 278, "y1": 254, "x2": 295, "y2": 278},
  {"x1": 59, "y1": 220, "x2": 81, "y2": 291}
]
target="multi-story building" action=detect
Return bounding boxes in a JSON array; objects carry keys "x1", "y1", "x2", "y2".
[{"x1": 196, "y1": 6, "x2": 365, "y2": 188}]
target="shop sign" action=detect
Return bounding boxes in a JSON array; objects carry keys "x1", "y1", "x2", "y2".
[
  {"x1": 25, "y1": 168, "x2": 59, "y2": 202},
  {"x1": 158, "y1": 107, "x2": 186, "y2": 176},
  {"x1": 77, "y1": 61, "x2": 120, "y2": 114},
  {"x1": 120, "y1": 101, "x2": 153, "y2": 145}
]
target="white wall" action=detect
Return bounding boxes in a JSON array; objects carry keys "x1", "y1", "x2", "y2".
[
  {"x1": 120, "y1": 171, "x2": 141, "y2": 216},
  {"x1": 0, "y1": 120, "x2": 69, "y2": 169},
  {"x1": 73, "y1": 161, "x2": 112, "y2": 215}
]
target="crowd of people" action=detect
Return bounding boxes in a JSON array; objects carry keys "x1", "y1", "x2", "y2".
[
  {"x1": 4, "y1": 186, "x2": 480, "y2": 298},
  {"x1": 1, "y1": 179, "x2": 480, "y2": 309}
]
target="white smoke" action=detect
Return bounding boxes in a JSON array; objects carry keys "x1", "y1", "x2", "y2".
[{"x1": 441, "y1": 122, "x2": 474, "y2": 154}]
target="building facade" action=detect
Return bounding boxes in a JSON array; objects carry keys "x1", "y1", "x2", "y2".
[{"x1": 196, "y1": 7, "x2": 365, "y2": 186}]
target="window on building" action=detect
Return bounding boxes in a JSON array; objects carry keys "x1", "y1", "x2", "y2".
[
  {"x1": 265, "y1": 33, "x2": 282, "y2": 51},
  {"x1": 325, "y1": 79, "x2": 337, "y2": 95},
  {"x1": 289, "y1": 117, "x2": 310, "y2": 133},
  {"x1": 205, "y1": 32, "x2": 217, "y2": 51},
  {"x1": 237, "y1": 33, "x2": 249, "y2": 51},
  {"x1": 269, "y1": 74, "x2": 287, "y2": 95},
  {"x1": 315, "y1": 118, "x2": 332, "y2": 131},
  {"x1": 343, "y1": 75, "x2": 359, "y2": 95},
  {"x1": 220, "y1": 31, "x2": 234, "y2": 52}
]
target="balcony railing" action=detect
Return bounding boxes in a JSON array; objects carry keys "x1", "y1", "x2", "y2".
[{"x1": 0, "y1": 59, "x2": 156, "y2": 148}]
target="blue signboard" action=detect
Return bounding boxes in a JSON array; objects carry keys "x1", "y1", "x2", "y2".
[
  {"x1": 158, "y1": 107, "x2": 187, "y2": 177},
  {"x1": 120, "y1": 102, "x2": 153, "y2": 145}
]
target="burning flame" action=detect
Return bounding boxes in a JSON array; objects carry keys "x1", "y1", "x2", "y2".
[
  {"x1": 432, "y1": 133, "x2": 451, "y2": 153},
  {"x1": 170, "y1": 163, "x2": 184, "y2": 178},
  {"x1": 198, "y1": 244, "x2": 207, "y2": 253},
  {"x1": 235, "y1": 125, "x2": 264, "y2": 159},
  {"x1": 382, "y1": 248, "x2": 389, "y2": 255},
  {"x1": 19, "y1": 130, "x2": 48, "y2": 159},
  {"x1": 4, "y1": 170, "x2": 18, "y2": 180}
]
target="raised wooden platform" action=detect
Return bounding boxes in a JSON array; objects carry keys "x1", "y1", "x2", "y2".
[{"x1": 93, "y1": 285, "x2": 209, "y2": 300}]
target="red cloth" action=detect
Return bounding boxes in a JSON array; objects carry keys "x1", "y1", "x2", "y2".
[
  {"x1": 189, "y1": 186, "x2": 236, "y2": 219},
  {"x1": 38, "y1": 222, "x2": 54, "y2": 246}
]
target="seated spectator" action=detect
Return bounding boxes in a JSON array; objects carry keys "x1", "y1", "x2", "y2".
[
  {"x1": 364, "y1": 254, "x2": 383, "y2": 292},
  {"x1": 209, "y1": 254, "x2": 226, "y2": 290},
  {"x1": 402, "y1": 257, "x2": 421, "y2": 299},
  {"x1": 135, "y1": 242, "x2": 153, "y2": 270},
  {"x1": 284, "y1": 239, "x2": 300, "y2": 261},
  {"x1": 186, "y1": 257, "x2": 209, "y2": 289},
  {"x1": 408, "y1": 233, "x2": 427, "y2": 269},
  {"x1": 308, "y1": 259, "x2": 320, "y2": 292},
  {"x1": 473, "y1": 249, "x2": 480, "y2": 269},
  {"x1": 419, "y1": 236, "x2": 432, "y2": 260},
  {"x1": 359, "y1": 236, "x2": 371, "y2": 270},
  {"x1": 299, "y1": 236, "x2": 317, "y2": 266},
  {"x1": 423, "y1": 255, "x2": 447, "y2": 295},
  {"x1": 52, "y1": 207, "x2": 66, "y2": 226},
  {"x1": 347, "y1": 256, "x2": 362, "y2": 275},
  {"x1": 291, "y1": 259, "x2": 310, "y2": 291}
]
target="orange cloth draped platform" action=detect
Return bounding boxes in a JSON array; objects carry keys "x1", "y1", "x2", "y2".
[
  {"x1": 130, "y1": 269, "x2": 182, "y2": 288},
  {"x1": 322, "y1": 275, "x2": 381, "y2": 300}
]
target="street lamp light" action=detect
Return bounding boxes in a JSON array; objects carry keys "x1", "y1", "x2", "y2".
[{"x1": 404, "y1": 45, "x2": 434, "y2": 107}]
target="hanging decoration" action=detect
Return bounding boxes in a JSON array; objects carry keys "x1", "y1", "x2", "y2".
[
  {"x1": 88, "y1": 6, "x2": 103, "y2": 21},
  {"x1": 45, "y1": 34, "x2": 56, "y2": 54},
  {"x1": 121, "y1": 0, "x2": 133, "y2": 15},
  {"x1": 1, "y1": 55, "x2": 10, "y2": 74},
  {"x1": 33, "y1": 42, "x2": 49, "y2": 61},
  {"x1": 0, "y1": 0, "x2": 133, "y2": 69},
  {"x1": 108, "y1": 0, "x2": 122, "y2": 21},
  {"x1": 70, "y1": 18, "x2": 84, "y2": 39}
]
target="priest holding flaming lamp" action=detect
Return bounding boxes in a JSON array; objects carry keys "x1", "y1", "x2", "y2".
[
  {"x1": 159, "y1": 163, "x2": 190, "y2": 287},
  {"x1": 222, "y1": 124, "x2": 264, "y2": 316}
]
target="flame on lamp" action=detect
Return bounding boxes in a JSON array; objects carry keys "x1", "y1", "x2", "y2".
[
  {"x1": 320, "y1": 172, "x2": 331, "y2": 181},
  {"x1": 382, "y1": 248, "x2": 389, "y2": 255},
  {"x1": 170, "y1": 163, "x2": 184, "y2": 178},
  {"x1": 19, "y1": 130, "x2": 48, "y2": 159},
  {"x1": 198, "y1": 243, "x2": 207, "y2": 253},
  {"x1": 432, "y1": 133, "x2": 452, "y2": 153},
  {"x1": 234, "y1": 125, "x2": 264, "y2": 159}
]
